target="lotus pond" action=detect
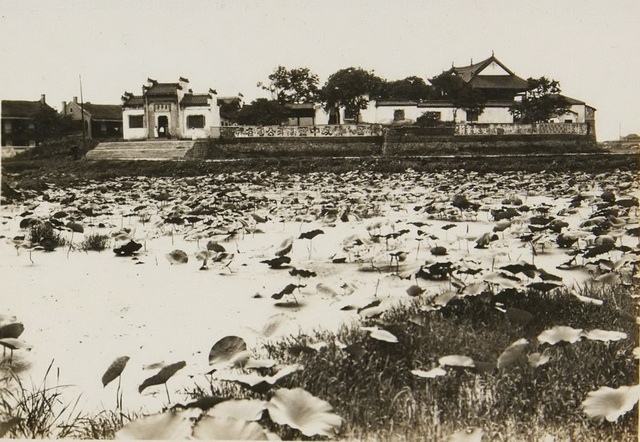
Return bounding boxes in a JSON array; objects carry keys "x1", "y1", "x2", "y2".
[{"x1": 0, "y1": 168, "x2": 638, "y2": 440}]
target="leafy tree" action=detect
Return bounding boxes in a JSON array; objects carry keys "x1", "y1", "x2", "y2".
[
  {"x1": 320, "y1": 67, "x2": 386, "y2": 123},
  {"x1": 429, "y1": 72, "x2": 486, "y2": 122},
  {"x1": 33, "y1": 105, "x2": 62, "y2": 140},
  {"x1": 33, "y1": 106, "x2": 68, "y2": 139},
  {"x1": 258, "y1": 66, "x2": 320, "y2": 104},
  {"x1": 509, "y1": 77, "x2": 571, "y2": 123},
  {"x1": 235, "y1": 98, "x2": 289, "y2": 126},
  {"x1": 385, "y1": 76, "x2": 433, "y2": 101},
  {"x1": 219, "y1": 98, "x2": 242, "y2": 124},
  {"x1": 416, "y1": 111, "x2": 443, "y2": 127}
]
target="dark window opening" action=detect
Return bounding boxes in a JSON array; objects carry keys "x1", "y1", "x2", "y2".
[
  {"x1": 466, "y1": 111, "x2": 479, "y2": 122},
  {"x1": 187, "y1": 115, "x2": 205, "y2": 129},
  {"x1": 393, "y1": 109, "x2": 405, "y2": 121},
  {"x1": 129, "y1": 115, "x2": 144, "y2": 128},
  {"x1": 344, "y1": 108, "x2": 358, "y2": 123}
]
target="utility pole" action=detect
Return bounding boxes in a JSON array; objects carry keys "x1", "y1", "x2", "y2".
[
  {"x1": 619, "y1": 122, "x2": 622, "y2": 141},
  {"x1": 79, "y1": 75, "x2": 86, "y2": 159}
]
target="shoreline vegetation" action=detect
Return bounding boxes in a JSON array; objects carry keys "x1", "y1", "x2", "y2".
[
  {"x1": 2, "y1": 151, "x2": 637, "y2": 190},
  {"x1": 1, "y1": 284, "x2": 637, "y2": 440}
]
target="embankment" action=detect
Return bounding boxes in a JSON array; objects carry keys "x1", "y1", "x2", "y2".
[{"x1": 191, "y1": 127, "x2": 599, "y2": 159}]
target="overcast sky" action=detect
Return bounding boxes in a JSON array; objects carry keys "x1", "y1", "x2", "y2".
[{"x1": 1, "y1": 0, "x2": 638, "y2": 141}]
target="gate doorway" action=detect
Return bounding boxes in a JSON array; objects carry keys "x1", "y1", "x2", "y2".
[{"x1": 157, "y1": 115, "x2": 169, "y2": 138}]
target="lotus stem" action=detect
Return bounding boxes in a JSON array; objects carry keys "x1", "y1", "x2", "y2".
[
  {"x1": 117, "y1": 375, "x2": 122, "y2": 411},
  {"x1": 164, "y1": 382, "x2": 171, "y2": 403},
  {"x1": 67, "y1": 231, "x2": 74, "y2": 259}
]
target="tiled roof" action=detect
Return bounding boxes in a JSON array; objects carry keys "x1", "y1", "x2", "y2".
[
  {"x1": 561, "y1": 95, "x2": 585, "y2": 105},
  {"x1": 484, "y1": 100, "x2": 518, "y2": 107},
  {"x1": 145, "y1": 83, "x2": 181, "y2": 96},
  {"x1": 417, "y1": 101, "x2": 456, "y2": 108},
  {"x1": 123, "y1": 95, "x2": 144, "y2": 107},
  {"x1": 180, "y1": 94, "x2": 211, "y2": 106},
  {"x1": 418, "y1": 100, "x2": 519, "y2": 109},
  {"x1": 469, "y1": 76, "x2": 529, "y2": 90},
  {"x1": 83, "y1": 103, "x2": 122, "y2": 121},
  {"x1": 445, "y1": 55, "x2": 528, "y2": 91},
  {"x1": 217, "y1": 96, "x2": 242, "y2": 105},
  {"x1": 1, "y1": 100, "x2": 53, "y2": 118},
  {"x1": 376, "y1": 100, "x2": 419, "y2": 107},
  {"x1": 449, "y1": 57, "x2": 497, "y2": 82},
  {"x1": 285, "y1": 103, "x2": 316, "y2": 109}
]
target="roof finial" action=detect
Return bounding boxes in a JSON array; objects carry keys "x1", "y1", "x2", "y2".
[
  {"x1": 470, "y1": 58, "x2": 473, "y2": 65},
  {"x1": 492, "y1": 50, "x2": 495, "y2": 56}
]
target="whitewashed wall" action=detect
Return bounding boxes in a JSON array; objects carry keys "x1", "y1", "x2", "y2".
[
  {"x1": 417, "y1": 106, "x2": 457, "y2": 122},
  {"x1": 474, "y1": 107, "x2": 514, "y2": 124},
  {"x1": 122, "y1": 109, "x2": 147, "y2": 140},
  {"x1": 369, "y1": 104, "x2": 424, "y2": 125},
  {"x1": 314, "y1": 107, "x2": 331, "y2": 125},
  {"x1": 182, "y1": 106, "x2": 208, "y2": 139}
]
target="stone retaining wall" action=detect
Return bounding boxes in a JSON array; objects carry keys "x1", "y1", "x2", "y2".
[
  {"x1": 192, "y1": 128, "x2": 598, "y2": 159},
  {"x1": 198, "y1": 136, "x2": 382, "y2": 158},
  {"x1": 383, "y1": 133, "x2": 598, "y2": 156}
]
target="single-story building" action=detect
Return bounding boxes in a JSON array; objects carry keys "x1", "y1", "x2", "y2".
[
  {"x1": 1, "y1": 94, "x2": 55, "y2": 147},
  {"x1": 284, "y1": 103, "x2": 330, "y2": 126},
  {"x1": 284, "y1": 55, "x2": 595, "y2": 131},
  {"x1": 61, "y1": 97, "x2": 123, "y2": 139},
  {"x1": 121, "y1": 77, "x2": 221, "y2": 140},
  {"x1": 549, "y1": 96, "x2": 597, "y2": 137}
]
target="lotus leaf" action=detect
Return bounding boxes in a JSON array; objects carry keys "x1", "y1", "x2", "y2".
[
  {"x1": 192, "y1": 416, "x2": 271, "y2": 440},
  {"x1": 102, "y1": 355, "x2": 130, "y2": 387},
  {"x1": 267, "y1": 388, "x2": 342, "y2": 437},
  {"x1": 115, "y1": 410, "x2": 193, "y2": 440},
  {"x1": 537, "y1": 326, "x2": 583, "y2": 345},
  {"x1": 582, "y1": 385, "x2": 640, "y2": 422}
]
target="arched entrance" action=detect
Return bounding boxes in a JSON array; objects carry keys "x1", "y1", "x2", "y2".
[{"x1": 157, "y1": 115, "x2": 169, "y2": 138}]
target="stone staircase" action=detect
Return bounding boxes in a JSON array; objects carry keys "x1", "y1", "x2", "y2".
[{"x1": 85, "y1": 140, "x2": 195, "y2": 160}]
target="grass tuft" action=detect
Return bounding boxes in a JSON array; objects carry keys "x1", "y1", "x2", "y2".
[
  {"x1": 28, "y1": 222, "x2": 66, "y2": 251},
  {"x1": 263, "y1": 284, "x2": 638, "y2": 441},
  {"x1": 80, "y1": 233, "x2": 111, "y2": 251},
  {"x1": 0, "y1": 361, "x2": 130, "y2": 439}
]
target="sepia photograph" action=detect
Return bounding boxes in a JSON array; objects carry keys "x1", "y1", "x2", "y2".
[{"x1": 1, "y1": 1, "x2": 639, "y2": 440}]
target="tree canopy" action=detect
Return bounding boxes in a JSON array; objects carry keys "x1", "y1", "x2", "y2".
[
  {"x1": 33, "y1": 106, "x2": 75, "y2": 139},
  {"x1": 235, "y1": 99, "x2": 289, "y2": 126},
  {"x1": 258, "y1": 66, "x2": 320, "y2": 105},
  {"x1": 219, "y1": 98, "x2": 242, "y2": 124},
  {"x1": 509, "y1": 77, "x2": 571, "y2": 123},
  {"x1": 384, "y1": 76, "x2": 433, "y2": 101},
  {"x1": 320, "y1": 67, "x2": 386, "y2": 123},
  {"x1": 428, "y1": 72, "x2": 486, "y2": 121}
]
